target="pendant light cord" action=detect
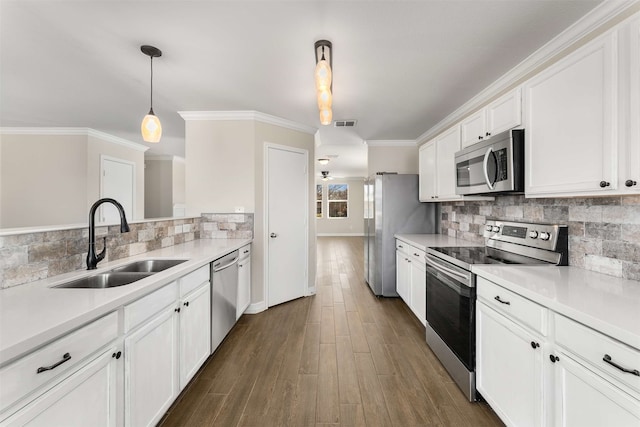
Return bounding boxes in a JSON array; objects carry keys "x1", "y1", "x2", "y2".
[{"x1": 149, "y1": 56, "x2": 154, "y2": 114}]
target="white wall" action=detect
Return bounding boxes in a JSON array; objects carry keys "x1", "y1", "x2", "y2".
[
  {"x1": 316, "y1": 178, "x2": 365, "y2": 236},
  {"x1": 184, "y1": 116, "x2": 316, "y2": 308},
  {"x1": 173, "y1": 158, "x2": 185, "y2": 205},
  {"x1": 0, "y1": 134, "x2": 87, "y2": 227},
  {"x1": 367, "y1": 145, "x2": 419, "y2": 175},
  {"x1": 185, "y1": 120, "x2": 255, "y2": 216}
]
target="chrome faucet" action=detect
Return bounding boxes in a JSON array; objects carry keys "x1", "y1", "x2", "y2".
[{"x1": 87, "y1": 198, "x2": 130, "y2": 270}]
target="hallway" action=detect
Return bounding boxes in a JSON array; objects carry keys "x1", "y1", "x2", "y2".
[{"x1": 160, "y1": 237, "x2": 502, "y2": 426}]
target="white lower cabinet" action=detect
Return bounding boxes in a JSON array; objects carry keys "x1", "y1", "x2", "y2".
[
  {"x1": 395, "y1": 240, "x2": 426, "y2": 326},
  {"x1": 124, "y1": 305, "x2": 179, "y2": 427},
  {"x1": 236, "y1": 244, "x2": 252, "y2": 320},
  {"x1": 552, "y1": 351, "x2": 640, "y2": 427},
  {"x1": 476, "y1": 300, "x2": 545, "y2": 427},
  {"x1": 1, "y1": 346, "x2": 119, "y2": 427},
  {"x1": 395, "y1": 244, "x2": 410, "y2": 303},
  {"x1": 179, "y1": 282, "x2": 211, "y2": 387},
  {"x1": 477, "y1": 277, "x2": 640, "y2": 427}
]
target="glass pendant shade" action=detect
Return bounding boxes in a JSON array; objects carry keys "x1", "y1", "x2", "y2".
[
  {"x1": 315, "y1": 59, "x2": 332, "y2": 91},
  {"x1": 319, "y1": 108, "x2": 332, "y2": 126},
  {"x1": 317, "y1": 87, "x2": 332, "y2": 110},
  {"x1": 141, "y1": 112, "x2": 162, "y2": 143}
]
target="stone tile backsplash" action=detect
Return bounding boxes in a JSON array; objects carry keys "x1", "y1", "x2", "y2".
[
  {"x1": 440, "y1": 195, "x2": 640, "y2": 281},
  {"x1": 200, "y1": 213, "x2": 254, "y2": 239},
  {"x1": 0, "y1": 218, "x2": 200, "y2": 289}
]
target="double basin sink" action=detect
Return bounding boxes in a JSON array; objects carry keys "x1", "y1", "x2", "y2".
[{"x1": 55, "y1": 259, "x2": 187, "y2": 289}]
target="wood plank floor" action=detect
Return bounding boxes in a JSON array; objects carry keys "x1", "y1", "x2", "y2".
[{"x1": 159, "y1": 237, "x2": 504, "y2": 427}]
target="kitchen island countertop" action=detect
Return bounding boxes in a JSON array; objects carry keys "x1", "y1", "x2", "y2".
[{"x1": 0, "y1": 238, "x2": 251, "y2": 366}]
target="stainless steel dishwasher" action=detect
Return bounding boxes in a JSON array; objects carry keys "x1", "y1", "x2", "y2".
[{"x1": 210, "y1": 250, "x2": 239, "y2": 354}]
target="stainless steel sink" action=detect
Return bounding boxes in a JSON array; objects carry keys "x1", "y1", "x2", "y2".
[
  {"x1": 109, "y1": 259, "x2": 187, "y2": 273},
  {"x1": 55, "y1": 272, "x2": 153, "y2": 289}
]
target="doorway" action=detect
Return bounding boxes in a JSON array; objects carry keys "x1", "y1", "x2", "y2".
[
  {"x1": 100, "y1": 156, "x2": 135, "y2": 223},
  {"x1": 265, "y1": 144, "x2": 308, "y2": 307}
]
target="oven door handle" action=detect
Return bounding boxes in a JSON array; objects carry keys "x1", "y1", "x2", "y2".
[
  {"x1": 483, "y1": 147, "x2": 496, "y2": 190},
  {"x1": 425, "y1": 254, "x2": 471, "y2": 285}
]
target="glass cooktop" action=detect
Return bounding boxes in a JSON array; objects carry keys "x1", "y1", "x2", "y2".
[{"x1": 430, "y1": 246, "x2": 511, "y2": 266}]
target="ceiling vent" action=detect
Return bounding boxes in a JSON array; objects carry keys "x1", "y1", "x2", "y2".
[{"x1": 334, "y1": 120, "x2": 357, "y2": 127}]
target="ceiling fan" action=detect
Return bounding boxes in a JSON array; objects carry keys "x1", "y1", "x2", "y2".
[{"x1": 320, "y1": 171, "x2": 334, "y2": 181}]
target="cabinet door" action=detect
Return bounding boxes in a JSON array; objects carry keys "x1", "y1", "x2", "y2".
[
  {"x1": 3, "y1": 347, "x2": 118, "y2": 427},
  {"x1": 487, "y1": 87, "x2": 521, "y2": 136},
  {"x1": 553, "y1": 350, "x2": 640, "y2": 427},
  {"x1": 395, "y1": 251, "x2": 410, "y2": 304},
  {"x1": 460, "y1": 110, "x2": 486, "y2": 148},
  {"x1": 525, "y1": 31, "x2": 618, "y2": 196},
  {"x1": 237, "y1": 258, "x2": 251, "y2": 319},
  {"x1": 124, "y1": 306, "x2": 178, "y2": 427},
  {"x1": 624, "y1": 15, "x2": 640, "y2": 192},
  {"x1": 409, "y1": 261, "x2": 426, "y2": 326},
  {"x1": 179, "y1": 282, "x2": 211, "y2": 388},
  {"x1": 435, "y1": 126, "x2": 462, "y2": 200},
  {"x1": 476, "y1": 301, "x2": 545, "y2": 427},
  {"x1": 418, "y1": 141, "x2": 437, "y2": 201}
]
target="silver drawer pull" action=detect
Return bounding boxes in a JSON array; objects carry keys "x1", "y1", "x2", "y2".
[
  {"x1": 37, "y1": 353, "x2": 71, "y2": 374},
  {"x1": 603, "y1": 354, "x2": 640, "y2": 376},
  {"x1": 494, "y1": 296, "x2": 510, "y2": 305}
]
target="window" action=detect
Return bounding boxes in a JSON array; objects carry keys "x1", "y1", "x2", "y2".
[
  {"x1": 328, "y1": 184, "x2": 348, "y2": 218},
  {"x1": 316, "y1": 184, "x2": 323, "y2": 218}
]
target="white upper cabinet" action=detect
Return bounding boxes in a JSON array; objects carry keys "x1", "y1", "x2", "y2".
[
  {"x1": 461, "y1": 88, "x2": 522, "y2": 149},
  {"x1": 419, "y1": 127, "x2": 461, "y2": 202},
  {"x1": 622, "y1": 14, "x2": 640, "y2": 193},
  {"x1": 418, "y1": 139, "x2": 437, "y2": 201},
  {"x1": 524, "y1": 30, "x2": 618, "y2": 197}
]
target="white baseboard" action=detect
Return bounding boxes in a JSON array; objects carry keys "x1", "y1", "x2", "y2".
[
  {"x1": 244, "y1": 300, "x2": 267, "y2": 314},
  {"x1": 316, "y1": 233, "x2": 365, "y2": 237}
]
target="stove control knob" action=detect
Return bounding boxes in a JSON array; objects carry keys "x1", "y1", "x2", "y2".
[
  {"x1": 529, "y1": 231, "x2": 539, "y2": 239},
  {"x1": 492, "y1": 226, "x2": 501, "y2": 233},
  {"x1": 539, "y1": 232, "x2": 551, "y2": 241},
  {"x1": 485, "y1": 225, "x2": 493, "y2": 232}
]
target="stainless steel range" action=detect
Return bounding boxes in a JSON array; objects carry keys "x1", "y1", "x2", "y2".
[{"x1": 424, "y1": 220, "x2": 568, "y2": 402}]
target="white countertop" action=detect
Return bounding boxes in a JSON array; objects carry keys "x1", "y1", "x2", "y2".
[
  {"x1": 0, "y1": 238, "x2": 251, "y2": 366},
  {"x1": 394, "y1": 234, "x2": 482, "y2": 250},
  {"x1": 472, "y1": 265, "x2": 640, "y2": 350}
]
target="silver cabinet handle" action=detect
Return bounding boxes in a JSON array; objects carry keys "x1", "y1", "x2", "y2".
[{"x1": 270, "y1": 233, "x2": 278, "y2": 238}]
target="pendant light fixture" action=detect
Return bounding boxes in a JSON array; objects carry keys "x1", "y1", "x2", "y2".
[
  {"x1": 140, "y1": 45, "x2": 162, "y2": 143},
  {"x1": 314, "y1": 40, "x2": 332, "y2": 126}
]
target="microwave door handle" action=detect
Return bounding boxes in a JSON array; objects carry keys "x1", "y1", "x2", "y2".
[{"x1": 483, "y1": 147, "x2": 496, "y2": 190}]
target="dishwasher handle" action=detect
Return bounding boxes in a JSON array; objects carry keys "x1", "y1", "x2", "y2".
[{"x1": 212, "y1": 256, "x2": 239, "y2": 272}]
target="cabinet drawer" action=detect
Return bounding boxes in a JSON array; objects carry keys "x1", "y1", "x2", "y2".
[
  {"x1": 179, "y1": 265, "x2": 209, "y2": 297},
  {"x1": 477, "y1": 277, "x2": 547, "y2": 335},
  {"x1": 555, "y1": 314, "x2": 640, "y2": 394},
  {"x1": 239, "y1": 244, "x2": 251, "y2": 261},
  {"x1": 396, "y1": 240, "x2": 409, "y2": 253},
  {"x1": 0, "y1": 311, "x2": 118, "y2": 415},
  {"x1": 124, "y1": 281, "x2": 178, "y2": 333},
  {"x1": 408, "y1": 247, "x2": 426, "y2": 265}
]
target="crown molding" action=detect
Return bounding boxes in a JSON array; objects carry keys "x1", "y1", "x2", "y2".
[
  {"x1": 87, "y1": 129, "x2": 149, "y2": 152},
  {"x1": 145, "y1": 154, "x2": 185, "y2": 162},
  {"x1": 366, "y1": 139, "x2": 417, "y2": 147},
  {"x1": 416, "y1": 0, "x2": 639, "y2": 145},
  {"x1": 178, "y1": 110, "x2": 317, "y2": 135},
  {"x1": 0, "y1": 127, "x2": 149, "y2": 152}
]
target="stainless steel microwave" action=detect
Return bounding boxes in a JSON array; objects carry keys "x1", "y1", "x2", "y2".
[{"x1": 454, "y1": 129, "x2": 524, "y2": 195}]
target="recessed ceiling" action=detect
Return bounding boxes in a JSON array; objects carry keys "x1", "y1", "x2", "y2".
[{"x1": 1, "y1": 0, "x2": 601, "y2": 177}]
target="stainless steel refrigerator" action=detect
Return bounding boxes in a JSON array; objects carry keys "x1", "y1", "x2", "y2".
[{"x1": 364, "y1": 173, "x2": 439, "y2": 296}]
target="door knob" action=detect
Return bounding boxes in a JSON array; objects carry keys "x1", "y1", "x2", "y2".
[{"x1": 270, "y1": 233, "x2": 278, "y2": 238}]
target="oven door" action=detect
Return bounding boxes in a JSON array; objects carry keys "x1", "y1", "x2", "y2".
[{"x1": 425, "y1": 254, "x2": 475, "y2": 370}]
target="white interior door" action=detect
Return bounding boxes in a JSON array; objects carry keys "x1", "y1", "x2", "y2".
[
  {"x1": 101, "y1": 156, "x2": 135, "y2": 223},
  {"x1": 266, "y1": 145, "x2": 308, "y2": 307}
]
